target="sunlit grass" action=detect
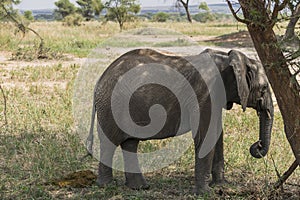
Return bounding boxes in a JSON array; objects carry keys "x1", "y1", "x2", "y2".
[{"x1": 0, "y1": 21, "x2": 248, "y2": 58}]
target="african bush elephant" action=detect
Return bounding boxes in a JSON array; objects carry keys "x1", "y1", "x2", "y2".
[{"x1": 86, "y1": 48, "x2": 274, "y2": 194}]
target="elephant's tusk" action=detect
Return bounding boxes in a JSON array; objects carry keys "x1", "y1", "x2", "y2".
[{"x1": 266, "y1": 109, "x2": 272, "y2": 119}]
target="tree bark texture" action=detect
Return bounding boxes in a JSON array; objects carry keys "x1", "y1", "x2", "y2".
[
  {"x1": 284, "y1": 2, "x2": 300, "y2": 39},
  {"x1": 237, "y1": 0, "x2": 300, "y2": 165}
]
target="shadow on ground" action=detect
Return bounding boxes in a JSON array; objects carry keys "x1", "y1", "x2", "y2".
[
  {"x1": 206, "y1": 30, "x2": 254, "y2": 48},
  {"x1": 42, "y1": 169, "x2": 300, "y2": 199}
]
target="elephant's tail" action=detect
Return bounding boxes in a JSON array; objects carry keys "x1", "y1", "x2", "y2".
[{"x1": 86, "y1": 87, "x2": 97, "y2": 156}]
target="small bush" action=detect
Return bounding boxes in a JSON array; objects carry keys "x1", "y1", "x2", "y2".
[
  {"x1": 152, "y1": 12, "x2": 170, "y2": 22},
  {"x1": 193, "y1": 12, "x2": 215, "y2": 23},
  {"x1": 63, "y1": 13, "x2": 83, "y2": 26},
  {"x1": 23, "y1": 10, "x2": 34, "y2": 21}
]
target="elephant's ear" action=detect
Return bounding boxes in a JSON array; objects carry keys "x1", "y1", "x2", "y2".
[{"x1": 228, "y1": 50, "x2": 255, "y2": 111}]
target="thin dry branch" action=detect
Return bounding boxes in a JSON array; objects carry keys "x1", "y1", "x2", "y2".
[
  {"x1": 1, "y1": 3, "x2": 50, "y2": 59},
  {"x1": 274, "y1": 160, "x2": 299, "y2": 189},
  {"x1": 294, "y1": 69, "x2": 300, "y2": 77},
  {"x1": 0, "y1": 84, "x2": 7, "y2": 128},
  {"x1": 276, "y1": 0, "x2": 289, "y2": 12},
  {"x1": 226, "y1": 0, "x2": 249, "y2": 24},
  {"x1": 286, "y1": 50, "x2": 300, "y2": 61},
  {"x1": 271, "y1": 0, "x2": 289, "y2": 27},
  {"x1": 0, "y1": 4, "x2": 44, "y2": 46}
]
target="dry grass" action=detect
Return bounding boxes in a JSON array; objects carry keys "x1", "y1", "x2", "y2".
[{"x1": 0, "y1": 21, "x2": 247, "y2": 57}]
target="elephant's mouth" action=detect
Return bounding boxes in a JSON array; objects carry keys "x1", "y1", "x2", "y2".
[
  {"x1": 256, "y1": 97, "x2": 272, "y2": 119},
  {"x1": 256, "y1": 97, "x2": 263, "y2": 116}
]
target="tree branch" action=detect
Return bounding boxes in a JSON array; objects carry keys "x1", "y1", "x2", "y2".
[
  {"x1": 286, "y1": 49, "x2": 300, "y2": 61},
  {"x1": 274, "y1": 160, "x2": 299, "y2": 189},
  {"x1": 226, "y1": 0, "x2": 250, "y2": 24},
  {"x1": 277, "y1": 0, "x2": 289, "y2": 11},
  {"x1": 1, "y1": 4, "x2": 44, "y2": 48},
  {"x1": 1, "y1": 4, "x2": 25, "y2": 34},
  {"x1": 271, "y1": 0, "x2": 289, "y2": 27},
  {"x1": 179, "y1": 0, "x2": 187, "y2": 7}
]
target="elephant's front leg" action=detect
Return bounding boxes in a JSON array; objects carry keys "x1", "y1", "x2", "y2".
[
  {"x1": 193, "y1": 139, "x2": 215, "y2": 195},
  {"x1": 211, "y1": 130, "x2": 226, "y2": 186},
  {"x1": 190, "y1": 98, "x2": 223, "y2": 194}
]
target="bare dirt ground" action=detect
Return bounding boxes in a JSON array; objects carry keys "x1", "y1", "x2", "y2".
[
  {"x1": 205, "y1": 30, "x2": 254, "y2": 48},
  {"x1": 0, "y1": 51, "x2": 85, "y2": 69}
]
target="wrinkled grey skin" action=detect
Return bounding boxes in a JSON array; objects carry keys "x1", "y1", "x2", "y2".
[{"x1": 86, "y1": 48, "x2": 274, "y2": 194}]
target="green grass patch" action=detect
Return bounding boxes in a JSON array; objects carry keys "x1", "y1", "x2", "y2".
[{"x1": 8, "y1": 64, "x2": 79, "y2": 82}]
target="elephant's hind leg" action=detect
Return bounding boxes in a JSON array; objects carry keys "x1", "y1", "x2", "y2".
[
  {"x1": 121, "y1": 139, "x2": 149, "y2": 190},
  {"x1": 96, "y1": 127, "x2": 117, "y2": 187}
]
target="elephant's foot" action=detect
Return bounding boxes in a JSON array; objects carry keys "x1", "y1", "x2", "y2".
[
  {"x1": 125, "y1": 173, "x2": 149, "y2": 190},
  {"x1": 210, "y1": 171, "x2": 228, "y2": 187},
  {"x1": 97, "y1": 162, "x2": 114, "y2": 187},
  {"x1": 192, "y1": 185, "x2": 213, "y2": 196},
  {"x1": 209, "y1": 178, "x2": 229, "y2": 187},
  {"x1": 96, "y1": 176, "x2": 113, "y2": 188}
]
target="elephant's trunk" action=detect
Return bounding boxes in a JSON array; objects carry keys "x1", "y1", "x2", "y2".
[{"x1": 250, "y1": 95, "x2": 274, "y2": 158}]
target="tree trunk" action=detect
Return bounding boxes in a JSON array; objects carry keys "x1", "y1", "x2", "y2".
[
  {"x1": 248, "y1": 27, "x2": 300, "y2": 165},
  {"x1": 284, "y1": 3, "x2": 300, "y2": 40},
  {"x1": 237, "y1": 1, "x2": 300, "y2": 165},
  {"x1": 179, "y1": 0, "x2": 192, "y2": 23},
  {"x1": 183, "y1": 4, "x2": 192, "y2": 23}
]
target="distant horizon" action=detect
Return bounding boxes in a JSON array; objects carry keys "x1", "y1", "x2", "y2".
[{"x1": 16, "y1": 0, "x2": 226, "y2": 10}]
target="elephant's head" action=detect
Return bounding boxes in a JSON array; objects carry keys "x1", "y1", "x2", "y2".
[{"x1": 227, "y1": 50, "x2": 274, "y2": 158}]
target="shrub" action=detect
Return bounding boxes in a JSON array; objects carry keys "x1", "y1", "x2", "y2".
[
  {"x1": 63, "y1": 13, "x2": 83, "y2": 26},
  {"x1": 23, "y1": 10, "x2": 34, "y2": 21},
  {"x1": 152, "y1": 12, "x2": 169, "y2": 22},
  {"x1": 193, "y1": 12, "x2": 215, "y2": 23}
]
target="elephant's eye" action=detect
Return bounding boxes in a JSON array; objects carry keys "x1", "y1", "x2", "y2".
[
  {"x1": 262, "y1": 84, "x2": 268, "y2": 91},
  {"x1": 261, "y1": 84, "x2": 268, "y2": 94}
]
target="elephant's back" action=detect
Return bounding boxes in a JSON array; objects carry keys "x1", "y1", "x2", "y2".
[
  {"x1": 94, "y1": 48, "x2": 208, "y2": 140},
  {"x1": 94, "y1": 48, "x2": 194, "y2": 105}
]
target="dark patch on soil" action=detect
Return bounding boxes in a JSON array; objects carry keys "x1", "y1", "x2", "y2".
[{"x1": 206, "y1": 30, "x2": 254, "y2": 48}]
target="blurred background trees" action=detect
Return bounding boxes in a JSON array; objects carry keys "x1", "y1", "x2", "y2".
[
  {"x1": 54, "y1": 0, "x2": 77, "y2": 19},
  {"x1": 104, "y1": 0, "x2": 140, "y2": 30},
  {"x1": 76, "y1": 0, "x2": 103, "y2": 21}
]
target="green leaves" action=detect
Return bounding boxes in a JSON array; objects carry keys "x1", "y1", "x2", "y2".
[
  {"x1": 23, "y1": 10, "x2": 34, "y2": 21},
  {"x1": 0, "y1": 0, "x2": 20, "y2": 21},
  {"x1": 76, "y1": 0, "x2": 104, "y2": 21},
  {"x1": 199, "y1": 2, "x2": 210, "y2": 12},
  {"x1": 105, "y1": 0, "x2": 141, "y2": 30},
  {"x1": 54, "y1": 0, "x2": 77, "y2": 19}
]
